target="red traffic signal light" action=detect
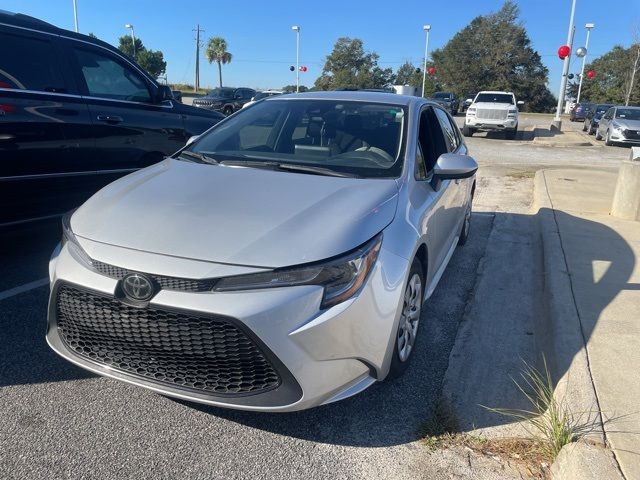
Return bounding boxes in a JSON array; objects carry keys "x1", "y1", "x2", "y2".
[
  {"x1": 558, "y1": 45, "x2": 570, "y2": 60},
  {"x1": 427, "y1": 66, "x2": 436, "y2": 76},
  {"x1": 586, "y1": 70, "x2": 596, "y2": 79}
]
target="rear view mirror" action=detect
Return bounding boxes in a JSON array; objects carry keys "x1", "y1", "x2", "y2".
[{"x1": 433, "y1": 153, "x2": 478, "y2": 181}]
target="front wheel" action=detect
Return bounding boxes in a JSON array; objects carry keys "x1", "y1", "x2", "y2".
[
  {"x1": 387, "y1": 260, "x2": 424, "y2": 379},
  {"x1": 595, "y1": 129, "x2": 603, "y2": 140},
  {"x1": 223, "y1": 106, "x2": 234, "y2": 116},
  {"x1": 582, "y1": 121, "x2": 588, "y2": 132},
  {"x1": 505, "y1": 124, "x2": 518, "y2": 140},
  {"x1": 462, "y1": 125, "x2": 474, "y2": 137},
  {"x1": 458, "y1": 200, "x2": 472, "y2": 246},
  {"x1": 605, "y1": 130, "x2": 614, "y2": 146}
]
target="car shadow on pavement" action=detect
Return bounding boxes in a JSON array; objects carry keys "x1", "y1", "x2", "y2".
[{"x1": 182, "y1": 209, "x2": 636, "y2": 447}]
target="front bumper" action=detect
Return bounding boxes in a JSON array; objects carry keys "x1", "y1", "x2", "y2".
[
  {"x1": 465, "y1": 117, "x2": 517, "y2": 131},
  {"x1": 46, "y1": 239, "x2": 409, "y2": 412},
  {"x1": 611, "y1": 129, "x2": 640, "y2": 145}
]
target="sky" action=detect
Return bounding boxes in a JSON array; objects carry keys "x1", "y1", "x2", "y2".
[{"x1": 3, "y1": 0, "x2": 639, "y2": 93}]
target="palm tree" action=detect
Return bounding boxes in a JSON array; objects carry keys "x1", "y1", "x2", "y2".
[{"x1": 205, "y1": 37, "x2": 232, "y2": 88}]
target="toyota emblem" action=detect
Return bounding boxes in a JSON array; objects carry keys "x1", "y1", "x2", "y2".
[{"x1": 122, "y1": 273, "x2": 155, "y2": 301}]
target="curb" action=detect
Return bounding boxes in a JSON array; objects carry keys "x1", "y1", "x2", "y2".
[
  {"x1": 532, "y1": 170, "x2": 624, "y2": 480},
  {"x1": 531, "y1": 128, "x2": 595, "y2": 147}
]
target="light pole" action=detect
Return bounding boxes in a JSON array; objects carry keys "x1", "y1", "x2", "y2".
[
  {"x1": 553, "y1": 0, "x2": 577, "y2": 131},
  {"x1": 292, "y1": 26, "x2": 301, "y2": 93},
  {"x1": 72, "y1": 0, "x2": 79, "y2": 32},
  {"x1": 125, "y1": 24, "x2": 136, "y2": 59},
  {"x1": 576, "y1": 23, "x2": 595, "y2": 105},
  {"x1": 421, "y1": 24, "x2": 431, "y2": 98}
]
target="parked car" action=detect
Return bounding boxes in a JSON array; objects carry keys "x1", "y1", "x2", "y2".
[
  {"x1": 171, "y1": 90, "x2": 183, "y2": 103},
  {"x1": 430, "y1": 91, "x2": 458, "y2": 115},
  {"x1": 0, "y1": 11, "x2": 224, "y2": 227},
  {"x1": 47, "y1": 91, "x2": 477, "y2": 412},
  {"x1": 460, "y1": 94, "x2": 475, "y2": 113},
  {"x1": 463, "y1": 91, "x2": 522, "y2": 140},
  {"x1": 192, "y1": 87, "x2": 256, "y2": 115},
  {"x1": 242, "y1": 90, "x2": 284, "y2": 109},
  {"x1": 595, "y1": 106, "x2": 640, "y2": 146},
  {"x1": 583, "y1": 103, "x2": 615, "y2": 135},
  {"x1": 569, "y1": 102, "x2": 593, "y2": 122}
]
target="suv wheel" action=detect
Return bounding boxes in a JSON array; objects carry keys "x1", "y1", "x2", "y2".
[
  {"x1": 505, "y1": 124, "x2": 518, "y2": 140},
  {"x1": 223, "y1": 106, "x2": 234, "y2": 116},
  {"x1": 387, "y1": 259, "x2": 424, "y2": 379},
  {"x1": 582, "y1": 121, "x2": 588, "y2": 132},
  {"x1": 462, "y1": 125, "x2": 474, "y2": 137}
]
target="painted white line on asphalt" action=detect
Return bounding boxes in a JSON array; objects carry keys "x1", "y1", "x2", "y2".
[{"x1": 0, "y1": 278, "x2": 49, "y2": 301}]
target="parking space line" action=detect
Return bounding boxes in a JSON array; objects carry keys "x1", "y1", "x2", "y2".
[{"x1": 0, "y1": 278, "x2": 49, "y2": 301}]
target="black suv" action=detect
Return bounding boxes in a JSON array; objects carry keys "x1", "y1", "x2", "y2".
[
  {"x1": 0, "y1": 11, "x2": 225, "y2": 226},
  {"x1": 430, "y1": 92, "x2": 458, "y2": 115},
  {"x1": 192, "y1": 87, "x2": 256, "y2": 115}
]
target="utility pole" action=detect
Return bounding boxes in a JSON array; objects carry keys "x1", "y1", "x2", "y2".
[
  {"x1": 193, "y1": 25, "x2": 204, "y2": 92},
  {"x1": 552, "y1": 0, "x2": 577, "y2": 131},
  {"x1": 421, "y1": 25, "x2": 432, "y2": 97},
  {"x1": 576, "y1": 23, "x2": 595, "y2": 105},
  {"x1": 292, "y1": 26, "x2": 301, "y2": 92},
  {"x1": 72, "y1": 0, "x2": 79, "y2": 32}
]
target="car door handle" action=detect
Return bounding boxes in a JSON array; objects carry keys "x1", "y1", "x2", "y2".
[{"x1": 96, "y1": 115, "x2": 123, "y2": 124}]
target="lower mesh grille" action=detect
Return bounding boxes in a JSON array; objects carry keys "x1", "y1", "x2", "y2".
[
  {"x1": 92, "y1": 260, "x2": 216, "y2": 293},
  {"x1": 55, "y1": 285, "x2": 281, "y2": 396},
  {"x1": 476, "y1": 108, "x2": 508, "y2": 121}
]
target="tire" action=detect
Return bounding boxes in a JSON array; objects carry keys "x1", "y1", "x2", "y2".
[
  {"x1": 595, "y1": 129, "x2": 603, "y2": 140},
  {"x1": 388, "y1": 259, "x2": 424, "y2": 379},
  {"x1": 588, "y1": 123, "x2": 596, "y2": 135},
  {"x1": 462, "y1": 125, "x2": 474, "y2": 137},
  {"x1": 458, "y1": 196, "x2": 473, "y2": 246},
  {"x1": 223, "y1": 106, "x2": 234, "y2": 116},
  {"x1": 582, "y1": 121, "x2": 587, "y2": 132},
  {"x1": 605, "y1": 130, "x2": 614, "y2": 146},
  {"x1": 505, "y1": 123, "x2": 518, "y2": 140}
]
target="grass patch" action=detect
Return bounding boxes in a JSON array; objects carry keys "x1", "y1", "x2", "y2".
[{"x1": 483, "y1": 358, "x2": 590, "y2": 460}]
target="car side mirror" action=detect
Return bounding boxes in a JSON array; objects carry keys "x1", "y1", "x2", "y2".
[
  {"x1": 517, "y1": 100, "x2": 525, "y2": 106},
  {"x1": 431, "y1": 153, "x2": 478, "y2": 190},
  {"x1": 156, "y1": 85, "x2": 173, "y2": 103},
  {"x1": 186, "y1": 135, "x2": 199, "y2": 146},
  {"x1": 235, "y1": 93, "x2": 242, "y2": 99}
]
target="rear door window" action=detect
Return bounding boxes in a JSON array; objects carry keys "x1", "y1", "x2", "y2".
[
  {"x1": 0, "y1": 31, "x2": 66, "y2": 92},
  {"x1": 73, "y1": 47, "x2": 151, "y2": 103}
]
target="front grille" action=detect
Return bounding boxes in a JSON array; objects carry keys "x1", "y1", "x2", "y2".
[
  {"x1": 56, "y1": 285, "x2": 281, "y2": 396},
  {"x1": 92, "y1": 260, "x2": 216, "y2": 293},
  {"x1": 476, "y1": 108, "x2": 508, "y2": 121},
  {"x1": 624, "y1": 129, "x2": 640, "y2": 139}
]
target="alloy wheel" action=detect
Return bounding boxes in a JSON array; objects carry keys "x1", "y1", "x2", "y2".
[{"x1": 397, "y1": 273, "x2": 423, "y2": 362}]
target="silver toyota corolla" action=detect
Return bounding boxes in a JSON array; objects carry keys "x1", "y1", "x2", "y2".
[{"x1": 47, "y1": 91, "x2": 477, "y2": 412}]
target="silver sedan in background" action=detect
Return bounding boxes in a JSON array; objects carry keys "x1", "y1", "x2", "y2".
[
  {"x1": 47, "y1": 91, "x2": 477, "y2": 411},
  {"x1": 596, "y1": 106, "x2": 640, "y2": 146}
]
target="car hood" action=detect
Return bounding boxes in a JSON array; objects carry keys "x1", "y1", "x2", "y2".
[
  {"x1": 614, "y1": 118, "x2": 640, "y2": 130},
  {"x1": 72, "y1": 159, "x2": 399, "y2": 268}
]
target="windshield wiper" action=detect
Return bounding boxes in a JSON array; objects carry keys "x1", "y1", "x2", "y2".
[
  {"x1": 219, "y1": 158, "x2": 357, "y2": 178},
  {"x1": 178, "y1": 150, "x2": 219, "y2": 165},
  {"x1": 275, "y1": 163, "x2": 358, "y2": 178}
]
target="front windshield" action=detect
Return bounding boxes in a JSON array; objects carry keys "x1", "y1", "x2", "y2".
[
  {"x1": 475, "y1": 93, "x2": 514, "y2": 104},
  {"x1": 615, "y1": 108, "x2": 640, "y2": 121},
  {"x1": 432, "y1": 92, "x2": 450, "y2": 99},
  {"x1": 208, "y1": 88, "x2": 234, "y2": 98},
  {"x1": 187, "y1": 99, "x2": 407, "y2": 178}
]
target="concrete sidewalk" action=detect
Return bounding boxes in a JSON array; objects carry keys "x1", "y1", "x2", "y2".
[{"x1": 535, "y1": 168, "x2": 640, "y2": 480}]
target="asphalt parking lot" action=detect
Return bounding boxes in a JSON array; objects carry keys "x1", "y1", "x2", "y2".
[{"x1": 0, "y1": 114, "x2": 631, "y2": 480}]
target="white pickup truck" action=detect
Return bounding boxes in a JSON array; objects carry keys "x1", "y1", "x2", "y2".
[{"x1": 463, "y1": 91, "x2": 523, "y2": 140}]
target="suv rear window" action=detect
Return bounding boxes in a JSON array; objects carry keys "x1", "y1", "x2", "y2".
[{"x1": 0, "y1": 32, "x2": 66, "y2": 92}]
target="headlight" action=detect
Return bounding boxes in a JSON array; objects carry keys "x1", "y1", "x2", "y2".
[
  {"x1": 611, "y1": 123, "x2": 622, "y2": 131},
  {"x1": 62, "y1": 210, "x2": 93, "y2": 268},
  {"x1": 467, "y1": 108, "x2": 476, "y2": 115},
  {"x1": 214, "y1": 234, "x2": 383, "y2": 309},
  {"x1": 508, "y1": 109, "x2": 517, "y2": 114}
]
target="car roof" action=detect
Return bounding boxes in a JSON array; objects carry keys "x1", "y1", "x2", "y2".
[
  {"x1": 477, "y1": 90, "x2": 514, "y2": 95},
  {"x1": 616, "y1": 105, "x2": 640, "y2": 109},
  {"x1": 266, "y1": 90, "x2": 420, "y2": 107}
]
